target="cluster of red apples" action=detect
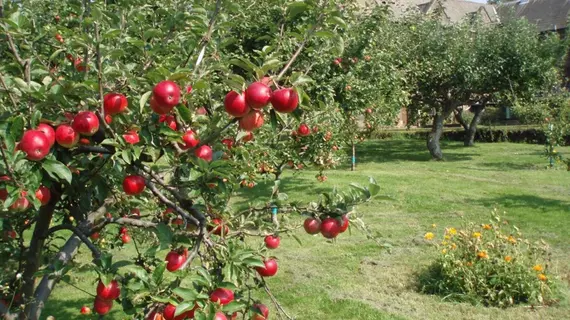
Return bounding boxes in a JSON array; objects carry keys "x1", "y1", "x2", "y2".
[{"x1": 303, "y1": 215, "x2": 349, "y2": 239}]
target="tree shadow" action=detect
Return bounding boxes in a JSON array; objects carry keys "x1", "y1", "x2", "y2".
[
  {"x1": 235, "y1": 175, "x2": 331, "y2": 203},
  {"x1": 42, "y1": 297, "x2": 126, "y2": 319},
  {"x1": 478, "y1": 162, "x2": 544, "y2": 171},
  {"x1": 472, "y1": 194, "x2": 570, "y2": 213},
  {"x1": 347, "y1": 140, "x2": 478, "y2": 164}
]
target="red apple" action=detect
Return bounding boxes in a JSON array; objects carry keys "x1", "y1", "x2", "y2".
[
  {"x1": 270, "y1": 88, "x2": 299, "y2": 113},
  {"x1": 255, "y1": 258, "x2": 278, "y2": 277},
  {"x1": 103, "y1": 93, "x2": 128, "y2": 115},
  {"x1": 55, "y1": 15, "x2": 60, "y2": 22},
  {"x1": 245, "y1": 82, "x2": 272, "y2": 109},
  {"x1": 339, "y1": 215, "x2": 349, "y2": 233},
  {"x1": 209, "y1": 288, "x2": 234, "y2": 305},
  {"x1": 79, "y1": 138, "x2": 90, "y2": 145},
  {"x1": 37, "y1": 123, "x2": 56, "y2": 147},
  {"x1": 18, "y1": 130, "x2": 51, "y2": 161},
  {"x1": 162, "y1": 303, "x2": 196, "y2": 320},
  {"x1": 105, "y1": 114, "x2": 113, "y2": 124},
  {"x1": 303, "y1": 217, "x2": 321, "y2": 235},
  {"x1": 9, "y1": 192, "x2": 30, "y2": 212},
  {"x1": 122, "y1": 175, "x2": 146, "y2": 195},
  {"x1": 119, "y1": 226, "x2": 128, "y2": 235},
  {"x1": 121, "y1": 233, "x2": 131, "y2": 244},
  {"x1": 80, "y1": 305, "x2": 91, "y2": 315},
  {"x1": 213, "y1": 312, "x2": 228, "y2": 320},
  {"x1": 320, "y1": 217, "x2": 341, "y2": 239},
  {"x1": 186, "y1": 85, "x2": 193, "y2": 94},
  {"x1": 224, "y1": 91, "x2": 250, "y2": 117},
  {"x1": 123, "y1": 130, "x2": 140, "y2": 145},
  {"x1": 55, "y1": 33, "x2": 64, "y2": 43},
  {"x1": 180, "y1": 130, "x2": 199, "y2": 149},
  {"x1": 196, "y1": 107, "x2": 208, "y2": 115},
  {"x1": 250, "y1": 303, "x2": 269, "y2": 320},
  {"x1": 165, "y1": 248, "x2": 188, "y2": 272},
  {"x1": 297, "y1": 124, "x2": 310, "y2": 137},
  {"x1": 221, "y1": 138, "x2": 234, "y2": 149},
  {"x1": 90, "y1": 232, "x2": 100, "y2": 240},
  {"x1": 194, "y1": 145, "x2": 212, "y2": 162},
  {"x1": 264, "y1": 235, "x2": 280, "y2": 249},
  {"x1": 72, "y1": 111, "x2": 100, "y2": 136},
  {"x1": 333, "y1": 58, "x2": 342, "y2": 65},
  {"x1": 366, "y1": 108, "x2": 373, "y2": 114},
  {"x1": 35, "y1": 186, "x2": 51, "y2": 206},
  {"x1": 241, "y1": 131, "x2": 254, "y2": 142},
  {"x1": 130, "y1": 208, "x2": 141, "y2": 217},
  {"x1": 74, "y1": 57, "x2": 88, "y2": 72},
  {"x1": 153, "y1": 80, "x2": 180, "y2": 109},
  {"x1": 239, "y1": 110, "x2": 264, "y2": 131},
  {"x1": 96, "y1": 279, "x2": 120, "y2": 300},
  {"x1": 93, "y1": 297, "x2": 113, "y2": 315},
  {"x1": 0, "y1": 189, "x2": 8, "y2": 201},
  {"x1": 158, "y1": 114, "x2": 177, "y2": 130},
  {"x1": 209, "y1": 218, "x2": 229, "y2": 236},
  {"x1": 260, "y1": 76, "x2": 272, "y2": 86},
  {"x1": 150, "y1": 95, "x2": 173, "y2": 115}
]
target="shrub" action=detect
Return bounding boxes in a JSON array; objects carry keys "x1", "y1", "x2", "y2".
[{"x1": 418, "y1": 210, "x2": 556, "y2": 307}]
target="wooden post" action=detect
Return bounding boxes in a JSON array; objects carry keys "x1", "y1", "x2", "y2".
[{"x1": 351, "y1": 141, "x2": 356, "y2": 171}]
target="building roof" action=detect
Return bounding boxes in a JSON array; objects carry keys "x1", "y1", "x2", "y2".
[
  {"x1": 418, "y1": 0, "x2": 500, "y2": 24},
  {"x1": 498, "y1": 0, "x2": 570, "y2": 32}
]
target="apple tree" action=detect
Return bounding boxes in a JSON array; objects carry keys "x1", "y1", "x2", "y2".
[{"x1": 0, "y1": 0, "x2": 383, "y2": 319}]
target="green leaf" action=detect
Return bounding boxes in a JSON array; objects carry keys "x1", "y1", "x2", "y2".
[
  {"x1": 177, "y1": 105, "x2": 192, "y2": 124},
  {"x1": 144, "y1": 28, "x2": 163, "y2": 40},
  {"x1": 152, "y1": 262, "x2": 166, "y2": 285},
  {"x1": 139, "y1": 91, "x2": 152, "y2": 113},
  {"x1": 155, "y1": 223, "x2": 173, "y2": 250},
  {"x1": 195, "y1": 267, "x2": 212, "y2": 286},
  {"x1": 229, "y1": 58, "x2": 256, "y2": 75},
  {"x1": 243, "y1": 257, "x2": 265, "y2": 268},
  {"x1": 368, "y1": 177, "x2": 380, "y2": 196},
  {"x1": 328, "y1": 16, "x2": 347, "y2": 29},
  {"x1": 270, "y1": 109, "x2": 278, "y2": 131},
  {"x1": 172, "y1": 287, "x2": 198, "y2": 301},
  {"x1": 49, "y1": 49, "x2": 65, "y2": 61},
  {"x1": 314, "y1": 30, "x2": 335, "y2": 39},
  {"x1": 288, "y1": 2, "x2": 308, "y2": 19},
  {"x1": 261, "y1": 59, "x2": 282, "y2": 74},
  {"x1": 42, "y1": 159, "x2": 72, "y2": 184},
  {"x1": 222, "y1": 301, "x2": 245, "y2": 314},
  {"x1": 291, "y1": 73, "x2": 313, "y2": 86},
  {"x1": 128, "y1": 266, "x2": 150, "y2": 282},
  {"x1": 291, "y1": 234, "x2": 303, "y2": 246},
  {"x1": 175, "y1": 302, "x2": 196, "y2": 316}
]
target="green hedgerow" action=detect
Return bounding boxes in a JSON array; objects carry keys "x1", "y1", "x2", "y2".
[{"x1": 417, "y1": 209, "x2": 557, "y2": 307}]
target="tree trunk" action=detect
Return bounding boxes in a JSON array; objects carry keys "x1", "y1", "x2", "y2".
[
  {"x1": 464, "y1": 105, "x2": 485, "y2": 147},
  {"x1": 427, "y1": 111, "x2": 448, "y2": 161}
]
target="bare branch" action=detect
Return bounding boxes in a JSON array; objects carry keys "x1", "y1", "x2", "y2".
[
  {"x1": 182, "y1": 0, "x2": 223, "y2": 69},
  {"x1": 143, "y1": 177, "x2": 200, "y2": 226},
  {"x1": 46, "y1": 225, "x2": 101, "y2": 260},
  {"x1": 264, "y1": 282, "x2": 294, "y2": 320}
]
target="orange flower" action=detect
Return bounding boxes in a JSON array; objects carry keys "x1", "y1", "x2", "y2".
[
  {"x1": 538, "y1": 274, "x2": 547, "y2": 281},
  {"x1": 450, "y1": 243, "x2": 457, "y2": 250},
  {"x1": 504, "y1": 256, "x2": 512, "y2": 262},
  {"x1": 424, "y1": 232, "x2": 434, "y2": 240},
  {"x1": 533, "y1": 264, "x2": 543, "y2": 272},
  {"x1": 482, "y1": 224, "x2": 492, "y2": 230},
  {"x1": 472, "y1": 232, "x2": 482, "y2": 239},
  {"x1": 466, "y1": 261, "x2": 473, "y2": 267},
  {"x1": 507, "y1": 235, "x2": 517, "y2": 244},
  {"x1": 477, "y1": 251, "x2": 488, "y2": 259}
]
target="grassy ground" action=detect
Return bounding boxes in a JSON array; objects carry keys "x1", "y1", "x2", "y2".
[{"x1": 43, "y1": 140, "x2": 570, "y2": 320}]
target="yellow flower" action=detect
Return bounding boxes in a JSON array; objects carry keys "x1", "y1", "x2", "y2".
[
  {"x1": 504, "y1": 256, "x2": 512, "y2": 262},
  {"x1": 441, "y1": 241, "x2": 448, "y2": 246},
  {"x1": 444, "y1": 235, "x2": 451, "y2": 240},
  {"x1": 424, "y1": 232, "x2": 434, "y2": 240},
  {"x1": 431, "y1": 224, "x2": 437, "y2": 228},
  {"x1": 441, "y1": 249, "x2": 447, "y2": 254},
  {"x1": 472, "y1": 232, "x2": 482, "y2": 239},
  {"x1": 538, "y1": 274, "x2": 547, "y2": 281},
  {"x1": 533, "y1": 264, "x2": 543, "y2": 272},
  {"x1": 507, "y1": 235, "x2": 517, "y2": 244},
  {"x1": 482, "y1": 224, "x2": 492, "y2": 230},
  {"x1": 477, "y1": 251, "x2": 489, "y2": 259},
  {"x1": 447, "y1": 227, "x2": 457, "y2": 235},
  {"x1": 450, "y1": 243, "x2": 457, "y2": 250}
]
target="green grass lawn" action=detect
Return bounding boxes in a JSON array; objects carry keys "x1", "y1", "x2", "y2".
[{"x1": 43, "y1": 140, "x2": 570, "y2": 320}]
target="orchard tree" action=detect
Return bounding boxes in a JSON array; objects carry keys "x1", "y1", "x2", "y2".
[{"x1": 0, "y1": 0, "x2": 384, "y2": 319}]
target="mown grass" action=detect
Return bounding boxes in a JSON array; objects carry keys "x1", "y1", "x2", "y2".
[{"x1": 44, "y1": 139, "x2": 570, "y2": 320}]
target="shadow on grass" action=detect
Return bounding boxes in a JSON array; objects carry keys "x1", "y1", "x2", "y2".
[
  {"x1": 235, "y1": 175, "x2": 331, "y2": 202},
  {"x1": 349, "y1": 140, "x2": 478, "y2": 164},
  {"x1": 42, "y1": 297, "x2": 125, "y2": 319},
  {"x1": 473, "y1": 194, "x2": 570, "y2": 213},
  {"x1": 478, "y1": 162, "x2": 544, "y2": 171}
]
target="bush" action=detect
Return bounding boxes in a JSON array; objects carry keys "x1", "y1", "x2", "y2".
[{"x1": 417, "y1": 210, "x2": 556, "y2": 307}]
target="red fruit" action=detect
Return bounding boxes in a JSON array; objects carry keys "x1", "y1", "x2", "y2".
[
  {"x1": 122, "y1": 175, "x2": 146, "y2": 195},
  {"x1": 123, "y1": 130, "x2": 140, "y2": 145},
  {"x1": 245, "y1": 82, "x2": 272, "y2": 109},
  {"x1": 303, "y1": 217, "x2": 321, "y2": 235},
  {"x1": 194, "y1": 145, "x2": 212, "y2": 162},
  {"x1": 213, "y1": 312, "x2": 228, "y2": 320},
  {"x1": 104, "y1": 93, "x2": 128, "y2": 115},
  {"x1": 209, "y1": 218, "x2": 229, "y2": 236},
  {"x1": 90, "y1": 232, "x2": 100, "y2": 240},
  {"x1": 209, "y1": 288, "x2": 235, "y2": 305},
  {"x1": 180, "y1": 130, "x2": 199, "y2": 149},
  {"x1": 339, "y1": 215, "x2": 349, "y2": 233},
  {"x1": 55, "y1": 15, "x2": 61, "y2": 22},
  {"x1": 105, "y1": 114, "x2": 113, "y2": 124},
  {"x1": 162, "y1": 207, "x2": 174, "y2": 217},
  {"x1": 221, "y1": 138, "x2": 234, "y2": 149},
  {"x1": 55, "y1": 124, "x2": 79, "y2": 149},
  {"x1": 93, "y1": 297, "x2": 113, "y2": 315},
  {"x1": 9, "y1": 192, "x2": 30, "y2": 212},
  {"x1": 121, "y1": 233, "x2": 131, "y2": 244},
  {"x1": 224, "y1": 91, "x2": 250, "y2": 117},
  {"x1": 241, "y1": 131, "x2": 254, "y2": 142},
  {"x1": 366, "y1": 108, "x2": 373, "y2": 114},
  {"x1": 0, "y1": 189, "x2": 8, "y2": 201},
  {"x1": 332, "y1": 145, "x2": 338, "y2": 151},
  {"x1": 119, "y1": 226, "x2": 128, "y2": 235},
  {"x1": 270, "y1": 88, "x2": 299, "y2": 113},
  {"x1": 79, "y1": 138, "x2": 90, "y2": 145},
  {"x1": 264, "y1": 235, "x2": 280, "y2": 249},
  {"x1": 297, "y1": 124, "x2": 310, "y2": 137},
  {"x1": 18, "y1": 130, "x2": 51, "y2": 161},
  {"x1": 72, "y1": 111, "x2": 100, "y2": 136},
  {"x1": 320, "y1": 217, "x2": 341, "y2": 239},
  {"x1": 158, "y1": 115, "x2": 177, "y2": 130},
  {"x1": 260, "y1": 76, "x2": 272, "y2": 86},
  {"x1": 130, "y1": 208, "x2": 141, "y2": 217},
  {"x1": 255, "y1": 258, "x2": 278, "y2": 277},
  {"x1": 96, "y1": 279, "x2": 120, "y2": 300},
  {"x1": 74, "y1": 58, "x2": 88, "y2": 72},
  {"x1": 55, "y1": 33, "x2": 64, "y2": 43},
  {"x1": 37, "y1": 123, "x2": 56, "y2": 147},
  {"x1": 165, "y1": 248, "x2": 188, "y2": 272},
  {"x1": 80, "y1": 306, "x2": 91, "y2": 315},
  {"x1": 35, "y1": 186, "x2": 51, "y2": 206},
  {"x1": 250, "y1": 303, "x2": 269, "y2": 320},
  {"x1": 239, "y1": 110, "x2": 264, "y2": 131},
  {"x1": 186, "y1": 85, "x2": 193, "y2": 94},
  {"x1": 150, "y1": 95, "x2": 173, "y2": 115},
  {"x1": 153, "y1": 80, "x2": 181, "y2": 109},
  {"x1": 333, "y1": 58, "x2": 342, "y2": 65},
  {"x1": 196, "y1": 107, "x2": 208, "y2": 115}
]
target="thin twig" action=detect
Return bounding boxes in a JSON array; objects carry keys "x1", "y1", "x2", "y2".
[
  {"x1": 46, "y1": 225, "x2": 101, "y2": 260},
  {"x1": 264, "y1": 282, "x2": 294, "y2": 320},
  {"x1": 0, "y1": 72, "x2": 19, "y2": 108},
  {"x1": 182, "y1": 0, "x2": 223, "y2": 69},
  {"x1": 0, "y1": 136, "x2": 17, "y2": 183},
  {"x1": 142, "y1": 177, "x2": 200, "y2": 226},
  {"x1": 95, "y1": 23, "x2": 105, "y2": 117}
]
